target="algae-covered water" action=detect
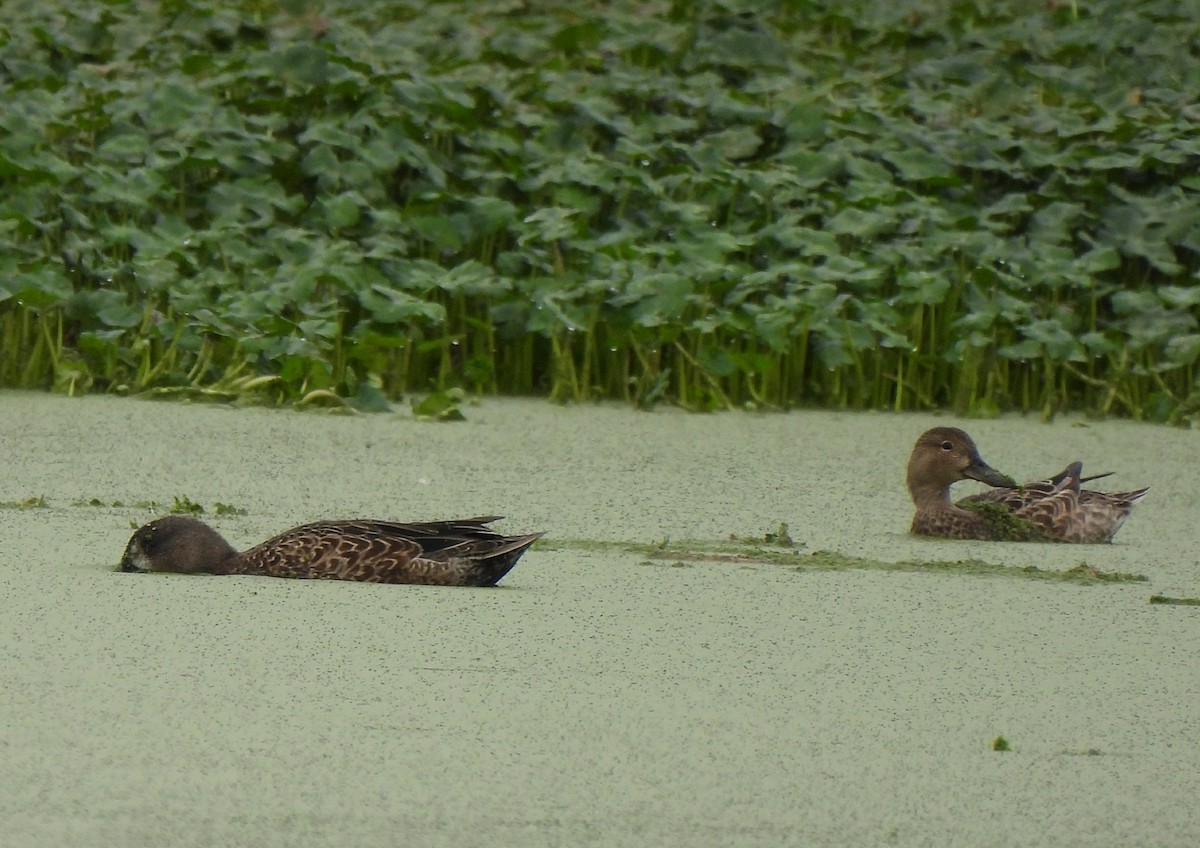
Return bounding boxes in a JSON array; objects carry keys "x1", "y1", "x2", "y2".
[{"x1": 1, "y1": 392, "x2": 1198, "y2": 847}]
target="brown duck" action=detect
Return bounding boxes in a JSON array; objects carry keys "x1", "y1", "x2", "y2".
[
  {"x1": 120, "y1": 515, "x2": 543, "y2": 586},
  {"x1": 907, "y1": 427, "x2": 1148, "y2": 543}
]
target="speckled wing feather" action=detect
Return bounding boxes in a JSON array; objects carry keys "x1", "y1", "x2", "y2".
[
  {"x1": 1015, "y1": 486, "x2": 1149, "y2": 544},
  {"x1": 231, "y1": 517, "x2": 543, "y2": 586},
  {"x1": 960, "y1": 464, "x2": 1148, "y2": 543},
  {"x1": 960, "y1": 463, "x2": 1079, "y2": 511}
]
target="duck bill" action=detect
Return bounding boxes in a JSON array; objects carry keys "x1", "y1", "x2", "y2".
[{"x1": 963, "y1": 459, "x2": 1016, "y2": 488}]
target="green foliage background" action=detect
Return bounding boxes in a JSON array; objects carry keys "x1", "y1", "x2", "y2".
[{"x1": 1, "y1": 0, "x2": 1198, "y2": 418}]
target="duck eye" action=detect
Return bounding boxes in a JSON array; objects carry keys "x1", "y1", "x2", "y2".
[{"x1": 940, "y1": 440, "x2": 953, "y2": 451}]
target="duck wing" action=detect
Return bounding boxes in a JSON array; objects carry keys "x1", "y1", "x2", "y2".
[
  {"x1": 234, "y1": 518, "x2": 543, "y2": 586},
  {"x1": 958, "y1": 462, "x2": 1085, "y2": 512},
  {"x1": 1004, "y1": 469, "x2": 1149, "y2": 544},
  {"x1": 1054, "y1": 487, "x2": 1150, "y2": 543}
]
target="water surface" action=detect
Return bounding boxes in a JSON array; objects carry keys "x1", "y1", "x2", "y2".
[{"x1": 1, "y1": 392, "x2": 1197, "y2": 847}]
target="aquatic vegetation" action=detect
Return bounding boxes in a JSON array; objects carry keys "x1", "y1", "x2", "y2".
[
  {"x1": 0, "y1": 1, "x2": 1197, "y2": 419},
  {"x1": 0, "y1": 496, "x2": 47, "y2": 510},
  {"x1": 166, "y1": 496, "x2": 248, "y2": 516},
  {"x1": 74, "y1": 497, "x2": 126, "y2": 507},
  {"x1": 759, "y1": 523, "x2": 796, "y2": 547},
  {"x1": 411, "y1": 388, "x2": 466, "y2": 422},
  {"x1": 959, "y1": 500, "x2": 1050, "y2": 543},
  {"x1": 170, "y1": 495, "x2": 205, "y2": 516},
  {"x1": 541, "y1": 538, "x2": 1150, "y2": 584},
  {"x1": 1149, "y1": 595, "x2": 1200, "y2": 606},
  {"x1": 4, "y1": 494, "x2": 247, "y2": 515}
]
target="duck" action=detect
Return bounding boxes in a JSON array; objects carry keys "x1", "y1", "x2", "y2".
[
  {"x1": 907, "y1": 426, "x2": 1148, "y2": 543},
  {"x1": 119, "y1": 515, "x2": 543, "y2": 586}
]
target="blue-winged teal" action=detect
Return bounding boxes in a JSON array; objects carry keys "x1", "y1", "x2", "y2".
[
  {"x1": 120, "y1": 515, "x2": 543, "y2": 586},
  {"x1": 907, "y1": 427, "x2": 1148, "y2": 543}
]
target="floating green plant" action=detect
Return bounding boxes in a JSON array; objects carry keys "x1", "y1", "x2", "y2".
[
  {"x1": 1149, "y1": 595, "x2": 1200, "y2": 606},
  {"x1": 170, "y1": 496, "x2": 205, "y2": 516},
  {"x1": 759, "y1": 523, "x2": 797, "y2": 548},
  {"x1": 959, "y1": 501, "x2": 1049, "y2": 543},
  {"x1": 168, "y1": 497, "x2": 249, "y2": 516},
  {"x1": 74, "y1": 498, "x2": 126, "y2": 507},
  {"x1": 539, "y1": 538, "x2": 1149, "y2": 584},
  {"x1": 0, "y1": 496, "x2": 47, "y2": 510}
]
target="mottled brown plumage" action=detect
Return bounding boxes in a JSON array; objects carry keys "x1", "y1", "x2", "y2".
[
  {"x1": 958, "y1": 461, "x2": 1148, "y2": 543},
  {"x1": 907, "y1": 427, "x2": 1148, "y2": 543},
  {"x1": 120, "y1": 515, "x2": 543, "y2": 586}
]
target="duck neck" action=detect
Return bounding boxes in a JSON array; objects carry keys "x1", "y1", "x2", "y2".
[
  {"x1": 907, "y1": 474, "x2": 956, "y2": 512},
  {"x1": 210, "y1": 550, "x2": 245, "y2": 575},
  {"x1": 192, "y1": 532, "x2": 242, "y2": 575}
]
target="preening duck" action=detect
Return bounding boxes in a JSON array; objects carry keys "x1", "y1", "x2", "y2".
[{"x1": 907, "y1": 427, "x2": 1147, "y2": 543}]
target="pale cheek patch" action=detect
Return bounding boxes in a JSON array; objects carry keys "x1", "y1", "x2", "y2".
[{"x1": 125, "y1": 550, "x2": 155, "y2": 573}]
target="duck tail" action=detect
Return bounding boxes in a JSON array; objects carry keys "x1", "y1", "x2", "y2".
[
  {"x1": 1116, "y1": 487, "x2": 1150, "y2": 506},
  {"x1": 475, "y1": 532, "x2": 545, "y2": 586}
]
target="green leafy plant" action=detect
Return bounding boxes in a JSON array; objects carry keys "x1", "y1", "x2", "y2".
[
  {"x1": 170, "y1": 495, "x2": 205, "y2": 515},
  {"x1": 0, "y1": 1, "x2": 1196, "y2": 420},
  {"x1": 411, "y1": 388, "x2": 466, "y2": 421}
]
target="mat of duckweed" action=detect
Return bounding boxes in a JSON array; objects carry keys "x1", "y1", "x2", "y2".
[{"x1": 1, "y1": 392, "x2": 1197, "y2": 848}]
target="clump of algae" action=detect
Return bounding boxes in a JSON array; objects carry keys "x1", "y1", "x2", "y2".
[{"x1": 959, "y1": 500, "x2": 1048, "y2": 542}]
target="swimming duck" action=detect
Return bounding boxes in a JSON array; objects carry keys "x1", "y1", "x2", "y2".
[
  {"x1": 120, "y1": 515, "x2": 543, "y2": 586},
  {"x1": 907, "y1": 427, "x2": 1148, "y2": 543}
]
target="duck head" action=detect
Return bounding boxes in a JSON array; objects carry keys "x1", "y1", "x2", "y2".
[
  {"x1": 906, "y1": 427, "x2": 1015, "y2": 506},
  {"x1": 119, "y1": 515, "x2": 239, "y2": 574}
]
